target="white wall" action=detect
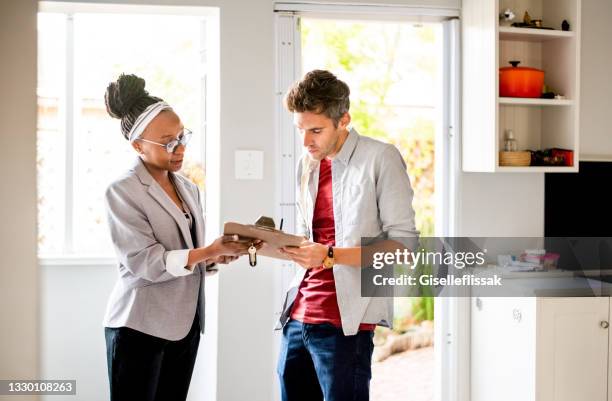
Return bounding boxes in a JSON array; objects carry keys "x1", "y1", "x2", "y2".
[
  {"x1": 458, "y1": 173, "x2": 545, "y2": 237},
  {"x1": 40, "y1": 264, "x2": 116, "y2": 401},
  {"x1": 0, "y1": 0, "x2": 40, "y2": 397}
]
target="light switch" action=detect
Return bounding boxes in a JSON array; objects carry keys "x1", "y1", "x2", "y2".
[{"x1": 235, "y1": 150, "x2": 263, "y2": 180}]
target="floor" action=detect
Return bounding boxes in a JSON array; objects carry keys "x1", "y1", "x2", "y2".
[{"x1": 371, "y1": 346, "x2": 434, "y2": 401}]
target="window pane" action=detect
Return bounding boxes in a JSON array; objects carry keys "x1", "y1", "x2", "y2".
[
  {"x1": 71, "y1": 13, "x2": 206, "y2": 255},
  {"x1": 37, "y1": 13, "x2": 66, "y2": 255}
]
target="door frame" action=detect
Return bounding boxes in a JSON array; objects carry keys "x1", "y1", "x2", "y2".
[{"x1": 273, "y1": 5, "x2": 466, "y2": 401}]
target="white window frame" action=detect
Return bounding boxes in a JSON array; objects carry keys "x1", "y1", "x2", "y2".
[
  {"x1": 37, "y1": 3, "x2": 221, "y2": 401},
  {"x1": 273, "y1": 7, "x2": 466, "y2": 401},
  {"x1": 37, "y1": 2, "x2": 219, "y2": 267}
]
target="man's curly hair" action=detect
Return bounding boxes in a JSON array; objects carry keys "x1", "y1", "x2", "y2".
[{"x1": 284, "y1": 70, "x2": 350, "y2": 127}]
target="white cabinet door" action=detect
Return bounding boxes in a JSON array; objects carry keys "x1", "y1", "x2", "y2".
[
  {"x1": 608, "y1": 298, "x2": 612, "y2": 401},
  {"x1": 537, "y1": 297, "x2": 609, "y2": 401},
  {"x1": 471, "y1": 297, "x2": 537, "y2": 401}
]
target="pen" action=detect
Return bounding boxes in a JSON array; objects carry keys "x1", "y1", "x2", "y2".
[{"x1": 280, "y1": 218, "x2": 284, "y2": 231}]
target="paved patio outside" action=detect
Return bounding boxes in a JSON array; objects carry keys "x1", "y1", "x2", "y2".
[{"x1": 371, "y1": 346, "x2": 434, "y2": 401}]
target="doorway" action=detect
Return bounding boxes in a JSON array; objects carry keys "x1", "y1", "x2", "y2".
[
  {"x1": 303, "y1": 17, "x2": 440, "y2": 401},
  {"x1": 274, "y1": 5, "x2": 463, "y2": 401}
]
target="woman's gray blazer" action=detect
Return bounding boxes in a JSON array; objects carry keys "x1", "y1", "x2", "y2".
[{"x1": 103, "y1": 157, "x2": 207, "y2": 341}]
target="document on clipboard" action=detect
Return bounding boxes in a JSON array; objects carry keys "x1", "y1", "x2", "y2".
[{"x1": 223, "y1": 216, "x2": 306, "y2": 260}]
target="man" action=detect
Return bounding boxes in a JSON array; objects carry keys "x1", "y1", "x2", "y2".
[{"x1": 277, "y1": 69, "x2": 419, "y2": 401}]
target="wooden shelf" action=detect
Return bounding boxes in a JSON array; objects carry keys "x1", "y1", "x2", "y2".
[
  {"x1": 499, "y1": 27, "x2": 575, "y2": 42},
  {"x1": 499, "y1": 97, "x2": 573, "y2": 106}
]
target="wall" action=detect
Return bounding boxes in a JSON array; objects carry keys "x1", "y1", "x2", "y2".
[
  {"x1": 39, "y1": 264, "x2": 116, "y2": 401},
  {"x1": 458, "y1": 173, "x2": 545, "y2": 237},
  {"x1": 0, "y1": 1, "x2": 40, "y2": 399}
]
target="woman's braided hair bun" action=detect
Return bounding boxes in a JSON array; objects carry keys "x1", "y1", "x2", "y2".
[{"x1": 104, "y1": 73, "x2": 163, "y2": 139}]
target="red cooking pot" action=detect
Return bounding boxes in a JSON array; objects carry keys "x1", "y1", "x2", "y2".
[{"x1": 499, "y1": 61, "x2": 544, "y2": 98}]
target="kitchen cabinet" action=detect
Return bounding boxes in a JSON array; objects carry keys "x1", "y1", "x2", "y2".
[
  {"x1": 471, "y1": 297, "x2": 610, "y2": 401},
  {"x1": 462, "y1": 0, "x2": 581, "y2": 172}
]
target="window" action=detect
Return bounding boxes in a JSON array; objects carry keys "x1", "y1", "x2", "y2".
[{"x1": 37, "y1": 6, "x2": 217, "y2": 257}]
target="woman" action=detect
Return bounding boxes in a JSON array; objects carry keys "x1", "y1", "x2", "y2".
[{"x1": 102, "y1": 73, "x2": 258, "y2": 401}]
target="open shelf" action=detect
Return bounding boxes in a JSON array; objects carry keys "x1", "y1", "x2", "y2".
[
  {"x1": 462, "y1": 0, "x2": 581, "y2": 173},
  {"x1": 496, "y1": 0, "x2": 579, "y2": 172},
  {"x1": 497, "y1": 104, "x2": 577, "y2": 171},
  {"x1": 499, "y1": 97, "x2": 573, "y2": 106},
  {"x1": 498, "y1": 27, "x2": 575, "y2": 42}
]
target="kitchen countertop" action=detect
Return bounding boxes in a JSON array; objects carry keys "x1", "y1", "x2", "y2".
[{"x1": 466, "y1": 266, "x2": 612, "y2": 297}]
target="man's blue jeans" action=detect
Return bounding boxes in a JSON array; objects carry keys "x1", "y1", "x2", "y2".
[{"x1": 277, "y1": 319, "x2": 374, "y2": 401}]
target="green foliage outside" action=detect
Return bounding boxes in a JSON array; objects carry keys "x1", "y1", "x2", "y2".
[{"x1": 302, "y1": 20, "x2": 438, "y2": 332}]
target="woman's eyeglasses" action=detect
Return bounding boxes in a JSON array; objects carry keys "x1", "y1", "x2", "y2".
[{"x1": 137, "y1": 129, "x2": 193, "y2": 153}]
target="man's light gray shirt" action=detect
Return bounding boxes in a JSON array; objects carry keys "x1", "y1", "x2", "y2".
[{"x1": 277, "y1": 128, "x2": 419, "y2": 335}]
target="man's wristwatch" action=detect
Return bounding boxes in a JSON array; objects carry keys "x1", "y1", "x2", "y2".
[{"x1": 322, "y1": 246, "x2": 335, "y2": 269}]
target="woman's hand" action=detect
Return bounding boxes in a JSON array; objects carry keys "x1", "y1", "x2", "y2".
[
  {"x1": 212, "y1": 255, "x2": 239, "y2": 264},
  {"x1": 280, "y1": 241, "x2": 328, "y2": 269},
  {"x1": 187, "y1": 236, "x2": 265, "y2": 267},
  {"x1": 210, "y1": 235, "x2": 263, "y2": 258}
]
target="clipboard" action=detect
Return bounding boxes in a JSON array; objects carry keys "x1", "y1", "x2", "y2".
[{"x1": 223, "y1": 216, "x2": 306, "y2": 260}]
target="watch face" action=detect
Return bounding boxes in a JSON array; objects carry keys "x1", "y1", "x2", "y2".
[{"x1": 323, "y1": 257, "x2": 334, "y2": 268}]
